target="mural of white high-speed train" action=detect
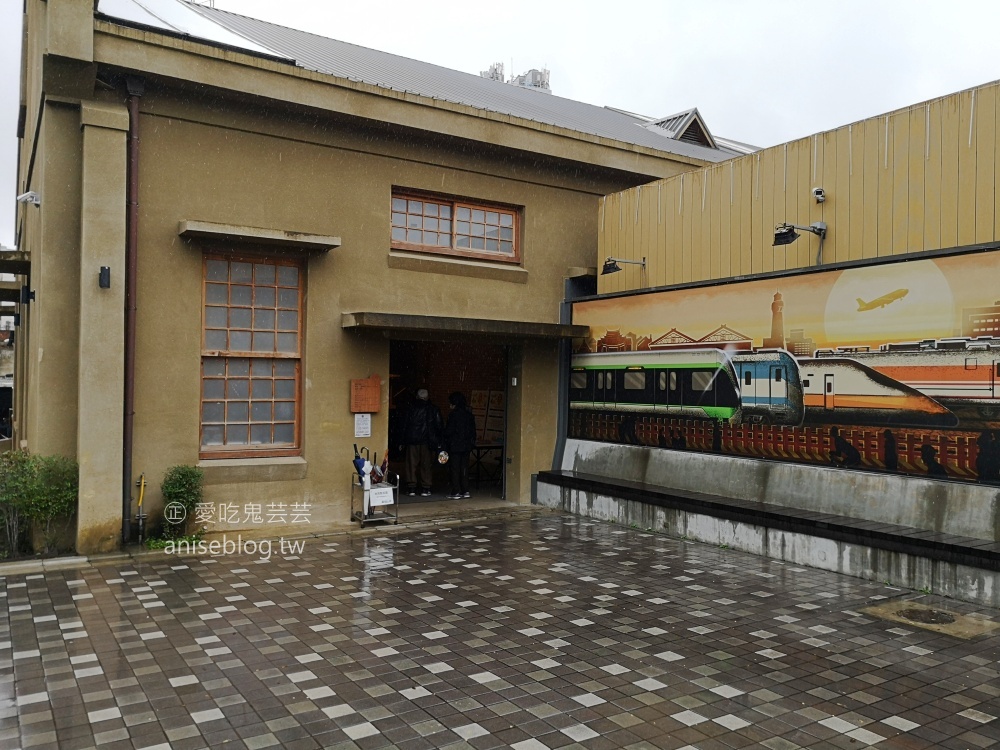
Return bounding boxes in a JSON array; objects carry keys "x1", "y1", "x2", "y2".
[
  {"x1": 796, "y1": 357, "x2": 956, "y2": 427},
  {"x1": 815, "y1": 336, "x2": 1000, "y2": 426},
  {"x1": 570, "y1": 347, "x2": 958, "y2": 428}
]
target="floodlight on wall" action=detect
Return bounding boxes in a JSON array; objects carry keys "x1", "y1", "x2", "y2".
[
  {"x1": 601, "y1": 256, "x2": 646, "y2": 275},
  {"x1": 773, "y1": 222, "x2": 827, "y2": 265}
]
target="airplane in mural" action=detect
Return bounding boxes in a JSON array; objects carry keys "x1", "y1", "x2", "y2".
[{"x1": 855, "y1": 288, "x2": 908, "y2": 312}]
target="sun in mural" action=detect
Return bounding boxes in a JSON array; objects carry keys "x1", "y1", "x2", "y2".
[{"x1": 822, "y1": 260, "x2": 955, "y2": 348}]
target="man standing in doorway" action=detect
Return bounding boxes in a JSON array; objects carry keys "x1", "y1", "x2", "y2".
[
  {"x1": 401, "y1": 389, "x2": 443, "y2": 496},
  {"x1": 445, "y1": 392, "x2": 477, "y2": 500}
]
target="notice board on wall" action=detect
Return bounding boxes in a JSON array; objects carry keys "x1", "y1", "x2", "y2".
[{"x1": 350, "y1": 374, "x2": 381, "y2": 413}]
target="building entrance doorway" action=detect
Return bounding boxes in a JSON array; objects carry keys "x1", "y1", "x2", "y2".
[{"x1": 389, "y1": 340, "x2": 508, "y2": 501}]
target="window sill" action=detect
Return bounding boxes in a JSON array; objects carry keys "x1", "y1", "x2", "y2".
[
  {"x1": 198, "y1": 455, "x2": 307, "y2": 484},
  {"x1": 388, "y1": 251, "x2": 528, "y2": 284}
]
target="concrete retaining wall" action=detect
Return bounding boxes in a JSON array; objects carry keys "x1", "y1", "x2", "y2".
[
  {"x1": 535, "y1": 439, "x2": 1000, "y2": 607},
  {"x1": 560, "y1": 439, "x2": 1000, "y2": 541},
  {"x1": 535, "y1": 479, "x2": 1000, "y2": 607}
]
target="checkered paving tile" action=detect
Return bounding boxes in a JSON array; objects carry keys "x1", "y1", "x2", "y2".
[{"x1": 2, "y1": 516, "x2": 999, "y2": 749}]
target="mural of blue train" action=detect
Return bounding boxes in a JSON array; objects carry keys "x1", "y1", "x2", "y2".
[{"x1": 570, "y1": 348, "x2": 958, "y2": 428}]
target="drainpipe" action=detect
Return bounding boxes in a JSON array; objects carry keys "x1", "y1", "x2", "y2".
[
  {"x1": 552, "y1": 274, "x2": 597, "y2": 473},
  {"x1": 122, "y1": 75, "x2": 144, "y2": 545}
]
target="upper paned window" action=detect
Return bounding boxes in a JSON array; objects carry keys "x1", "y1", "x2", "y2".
[
  {"x1": 201, "y1": 256, "x2": 303, "y2": 458},
  {"x1": 391, "y1": 191, "x2": 519, "y2": 263}
]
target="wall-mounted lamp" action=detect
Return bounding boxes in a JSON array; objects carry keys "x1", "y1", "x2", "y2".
[
  {"x1": 99, "y1": 267, "x2": 111, "y2": 289},
  {"x1": 773, "y1": 222, "x2": 827, "y2": 265},
  {"x1": 19, "y1": 285, "x2": 34, "y2": 304},
  {"x1": 601, "y1": 256, "x2": 646, "y2": 275},
  {"x1": 15, "y1": 191, "x2": 40, "y2": 206}
]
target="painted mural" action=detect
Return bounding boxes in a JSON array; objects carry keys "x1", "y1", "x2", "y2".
[{"x1": 570, "y1": 249, "x2": 1000, "y2": 483}]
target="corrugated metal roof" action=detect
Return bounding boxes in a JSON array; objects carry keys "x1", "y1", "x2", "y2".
[
  {"x1": 96, "y1": 0, "x2": 280, "y2": 58},
  {"x1": 98, "y1": 0, "x2": 753, "y2": 163}
]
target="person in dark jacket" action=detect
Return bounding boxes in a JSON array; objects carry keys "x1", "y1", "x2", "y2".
[
  {"x1": 883, "y1": 429, "x2": 898, "y2": 472},
  {"x1": 400, "y1": 388, "x2": 443, "y2": 496},
  {"x1": 444, "y1": 391, "x2": 477, "y2": 499},
  {"x1": 830, "y1": 427, "x2": 861, "y2": 468},
  {"x1": 920, "y1": 443, "x2": 948, "y2": 479}
]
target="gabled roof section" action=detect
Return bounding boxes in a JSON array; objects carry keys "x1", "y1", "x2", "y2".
[
  {"x1": 698, "y1": 325, "x2": 750, "y2": 343},
  {"x1": 93, "y1": 0, "x2": 746, "y2": 164},
  {"x1": 645, "y1": 108, "x2": 717, "y2": 149},
  {"x1": 649, "y1": 328, "x2": 697, "y2": 348}
]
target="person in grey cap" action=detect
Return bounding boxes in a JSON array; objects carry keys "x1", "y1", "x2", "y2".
[{"x1": 400, "y1": 388, "x2": 443, "y2": 496}]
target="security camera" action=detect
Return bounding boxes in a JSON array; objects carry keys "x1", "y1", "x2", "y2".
[
  {"x1": 15, "y1": 192, "x2": 40, "y2": 206},
  {"x1": 812, "y1": 187, "x2": 825, "y2": 204}
]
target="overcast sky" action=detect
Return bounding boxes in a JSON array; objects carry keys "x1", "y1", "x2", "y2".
[{"x1": 3, "y1": 0, "x2": 1000, "y2": 247}]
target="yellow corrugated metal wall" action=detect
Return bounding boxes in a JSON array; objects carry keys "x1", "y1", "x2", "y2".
[{"x1": 598, "y1": 80, "x2": 1000, "y2": 293}]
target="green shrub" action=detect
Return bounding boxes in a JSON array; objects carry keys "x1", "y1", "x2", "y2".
[
  {"x1": 33, "y1": 455, "x2": 79, "y2": 553},
  {"x1": 160, "y1": 465, "x2": 204, "y2": 539},
  {"x1": 0, "y1": 451, "x2": 79, "y2": 557},
  {"x1": 0, "y1": 450, "x2": 36, "y2": 557}
]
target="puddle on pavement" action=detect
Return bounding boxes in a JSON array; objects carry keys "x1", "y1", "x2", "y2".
[{"x1": 863, "y1": 596, "x2": 1000, "y2": 639}]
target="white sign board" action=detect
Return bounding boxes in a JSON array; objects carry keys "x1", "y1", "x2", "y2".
[
  {"x1": 354, "y1": 412, "x2": 371, "y2": 438},
  {"x1": 369, "y1": 486, "x2": 394, "y2": 507}
]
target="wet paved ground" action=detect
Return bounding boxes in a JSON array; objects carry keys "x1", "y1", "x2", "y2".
[{"x1": 3, "y1": 514, "x2": 1000, "y2": 750}]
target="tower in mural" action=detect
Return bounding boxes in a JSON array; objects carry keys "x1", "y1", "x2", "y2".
[{"x1": 762, "y1": 291, "x2": 785, "y2": 349}]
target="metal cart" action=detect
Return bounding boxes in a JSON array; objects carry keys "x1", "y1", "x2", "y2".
[{"x1": 351, "y1": 472, "x2": 399, "y2": 527}]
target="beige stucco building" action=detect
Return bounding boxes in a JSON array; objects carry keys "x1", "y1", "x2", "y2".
[{"x1": 12, "y1": 0, "x2": 749, "y2": 553}]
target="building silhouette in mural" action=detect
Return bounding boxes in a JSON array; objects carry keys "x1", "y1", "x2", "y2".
[
  {"x1": 696, "y1": 325, "x2": 753, "y2": 351},
  {"x1": 595, "y1": 329, "x2": 630, "y2": 352},
  {"x1": 787, "y1": 328, "x2": 816, "y2": 357},
  {"x1": 648, "y1": 328, "x2": 696, "y2": 349},
  {"x1": 963, "y1": 300, "x2": 1000, "y2": 338},
  {"x1": 645, "y1": 326, "x2": 751, "y2": 351},
  {"x1": 597, "y1": 325, "x2": 750, "y2": 352},
  {"x1": 762, "y1": 291, "x2": 785, "y2": 349}
]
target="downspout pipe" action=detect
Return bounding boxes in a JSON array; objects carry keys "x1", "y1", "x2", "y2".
[
  {"x1": 551, "y1": 273, "x2": 596, "y2": 473},
  {"x1": 122, "y1": 75, "x2": 144, "y2": 546}
]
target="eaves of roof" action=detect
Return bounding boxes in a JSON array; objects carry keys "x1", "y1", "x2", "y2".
[
  {"x1": 92, "y1": 19, "x2": 728, "y2": 175},
  {"x1": 185, "y1": 3, "x2": 736, "y2": 165}
]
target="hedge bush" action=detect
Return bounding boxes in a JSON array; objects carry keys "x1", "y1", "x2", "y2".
[
  {"x1": 0, "y1": 450, "x2": 78, "y2": 557},
  {"x1": 160, "y1": 465, "x2": 204, "y2": 539}
]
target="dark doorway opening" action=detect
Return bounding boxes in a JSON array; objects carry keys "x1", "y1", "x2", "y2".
[{"x1": 389, "y1": 339, "x2": 508, "y2": 501}]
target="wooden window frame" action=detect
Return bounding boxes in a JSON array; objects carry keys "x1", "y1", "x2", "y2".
[
  {"x1": 200, "y1": 253, "x2": 304, "y2": 459},
  {"x1": 390, "y1": 189, "x2": 521, "y2": 264}
]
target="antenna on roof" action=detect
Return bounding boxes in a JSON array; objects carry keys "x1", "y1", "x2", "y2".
[{"x1": 479, "y1": 62, "x2": 505, "y2": 82}]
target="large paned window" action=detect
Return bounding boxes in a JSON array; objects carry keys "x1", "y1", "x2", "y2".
[
  {"x1": 390, "y1": 190, "x2": 520, "y2": 263},
  {"x1": 201, "y1": 255, "x2": 302, "y2": 458}
]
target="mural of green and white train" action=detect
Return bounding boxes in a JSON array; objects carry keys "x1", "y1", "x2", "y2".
[{"x1": 570, "y1": 248, "x2": 1000, "y2": 483}]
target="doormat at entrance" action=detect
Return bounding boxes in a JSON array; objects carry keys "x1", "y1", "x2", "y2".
[{"x1": 397, "y1": 493, "x2": 458, "y2": 505}]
